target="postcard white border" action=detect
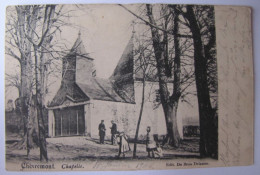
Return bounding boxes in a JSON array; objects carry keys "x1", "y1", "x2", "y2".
[{"x1": 1, "y1": 0, "x2": 259, "y2": 175}]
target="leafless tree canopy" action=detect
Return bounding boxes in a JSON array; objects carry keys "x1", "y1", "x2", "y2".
[{"x1": 121, "y1": 4, "x2": 218, "y2": 158}]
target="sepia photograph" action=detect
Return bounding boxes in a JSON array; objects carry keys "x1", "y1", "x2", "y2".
[{"x1": 4, "y1": 3, "x2": 253, "y2": 171}]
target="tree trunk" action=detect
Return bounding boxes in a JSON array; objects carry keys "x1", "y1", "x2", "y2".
[
  {"x1": 34, "y1": 45, "x2": 48, "y2": 161},
  {"x1": 34, "y1": 5, "x2": 56, "y2": 161},
  {"x1": 146, "y1": 4, "x2": 180, "y2": 147},
  {"x1": 184, "y1": 5, "x2": 217, "y2": 158},
  {"x1": 133, "y1": 78, "x2": 145, "y2": 158},
  {"x1": 15, "y1": 6, "x2": 39, "y2": 152},
  {"x1": 19, "y1": 60, "x2": 29, "y2": 136},
  {"x1": 170, "y1": 7, "x2": 182, "y2": 147},
  {"x1": 26, "y1": 93, "x2": 38, "y2": 156},
  {"x1": 37, "y1": 103, "x2": 48, "y2": 161}
]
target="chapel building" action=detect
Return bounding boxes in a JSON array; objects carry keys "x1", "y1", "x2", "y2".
[{"x1": 48, "y1": 32, "x2": 183, "y2": 139}]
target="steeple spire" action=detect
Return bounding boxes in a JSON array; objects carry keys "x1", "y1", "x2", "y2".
[{"x1": 71, "y1": 30, "x2": 87, "y2": 56}]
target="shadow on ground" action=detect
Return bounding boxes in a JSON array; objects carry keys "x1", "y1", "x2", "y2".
[{"x1": 6, "y1": 135, "x2": 200, "y2": 162}]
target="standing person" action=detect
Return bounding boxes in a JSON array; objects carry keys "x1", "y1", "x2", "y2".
[
  {"x1": 98, "y1": 120, "x2": 106, "y2": 144},
  {"x1": 110, "y1": 120, "x2": 117, "y2": 145},
  {"x1": 146, "y1": 126, "x2": 157, "y2": 158},
  {"x1": 117, "y1": 132, "x2": 131, "y2": 158}
]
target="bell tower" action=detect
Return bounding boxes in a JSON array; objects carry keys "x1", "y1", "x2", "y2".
[{"x1": 62, "y1": 31, "x2": 96, "y2": 85}]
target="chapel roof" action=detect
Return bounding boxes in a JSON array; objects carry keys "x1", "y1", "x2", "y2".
[
  {"x1": 49, "y1": 82, "x2": 89, "y2": 107},
  {"x1": 49, "y1": 77, "x2": 134, "y2": 107},
  {"x1": 49, "y1": 33, "x2": 135, "y2": 108},
  {"x1": 109, "y1": 34, "x2": 165, "y2": 83},
  {"x1": 77, "y1": 77, "x2": 134, "y2": 103},
  {"x1": 50, "y1": 32, "x2": 173, "y2": 108},
  {"x1": 110, "y1": 35, "x2": 134, "y2": 81}
]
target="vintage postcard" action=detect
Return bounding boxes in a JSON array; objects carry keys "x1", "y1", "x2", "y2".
[{"x1": 5, "y1": 4, "x2": 253, "y2": 171}]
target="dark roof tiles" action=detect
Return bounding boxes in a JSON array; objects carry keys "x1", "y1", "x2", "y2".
[
  {"x1": 49, "y1": 82, "x2": 89, "y2": 107},
  {"x1": 77, "y1": 77, "x2": 134, "y2": 104}
]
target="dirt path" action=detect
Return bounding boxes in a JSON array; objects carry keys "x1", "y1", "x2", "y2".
[{"x1": 6, "y1": 136, "x2": 199, "y2": 163}]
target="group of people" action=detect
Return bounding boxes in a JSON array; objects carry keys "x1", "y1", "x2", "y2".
[
  {"x1": 98, "y1": 120, "x2": 163, "y2": 158},
  {"x1": 98, "y1": 120, "x2": 118, "y2": 145},
  {"x1": 98, "y1": 120, "x2": 131, "y2": 158}
]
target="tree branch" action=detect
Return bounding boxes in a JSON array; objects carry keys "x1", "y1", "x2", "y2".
[{"x1": 5, "y1": 46, "x2": 21, "y2": 63}]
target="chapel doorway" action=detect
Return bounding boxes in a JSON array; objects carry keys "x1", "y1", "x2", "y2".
[{"x1": 53, "y1": 105, "x2": 85, "y2": 136}]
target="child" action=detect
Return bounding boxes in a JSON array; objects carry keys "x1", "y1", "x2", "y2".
[
  {"x1": 154, "y1": 144, "x2": 163, "y2": 158},
  {"x1": 146, "y1": 126, "x2": 157, "y2": 158},
  {"x1": 117, "y1": 132, "x2": 131, "y2": 158}
]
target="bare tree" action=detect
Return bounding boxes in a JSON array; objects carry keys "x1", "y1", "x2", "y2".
[
  {"x1": 5, "y1": 73, "x2": 21, "y2": 97},
  {"x1": 180, "y1": 5, "x2": 218, "y2": 158},
  {"x1": 6, "y1": 6, "x2": 39, "y2": 153},
  {"x1": 132, "y1": 34, "x2": 157, "y2": 158},
  {"x1": 5, "y1": 4, "x2": 76, "y2": 161},
  {"x1": 146, "y1": 4, "x2": 182, "y2": 147},
  {"x1": 121, "y1": 4, "x2": 218, "y2": 157},
  {"x1": 120, "y1": 4, "x2": 196, "y2": 147}
]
